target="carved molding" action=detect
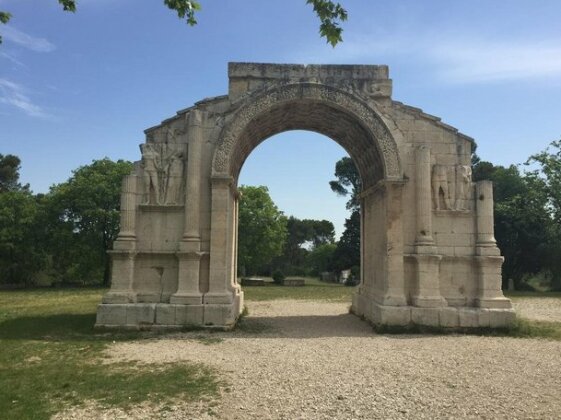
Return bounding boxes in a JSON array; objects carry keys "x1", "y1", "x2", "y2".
[{"x1": 211, "y1": 83, "x2": 401, "y2": 185}]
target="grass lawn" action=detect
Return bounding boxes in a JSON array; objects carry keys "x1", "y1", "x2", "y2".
[
  {"x1": 0, "y1": 288, "x2": 220, "y2": 420},
  {"x1": 243, "y1": 277, "x2": 355, "y2": 302}
]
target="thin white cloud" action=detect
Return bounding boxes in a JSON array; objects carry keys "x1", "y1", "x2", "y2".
[
  {"x1": 432, "y1": 42, "x2": 561, "y2": 83},
  {"x1": 286, "y1": 34, "x2": 561, "y2": 84},
  {"x1": 1, "y1": 26, "x2": 55, "y2": 53},
  {"x1": 0, "y1": 78, "x2": 51, "y2": 118},
  {"x1": 0, "y1": 51, "x2": 27, "y2": 67}
]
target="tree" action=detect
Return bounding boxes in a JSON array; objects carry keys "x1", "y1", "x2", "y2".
[
  {"x1": 0, "y1": 154, "x2": 28, "y2": 193},
  {"x1": 526, "y1": 140, "x2": 561, "y2": 289},
  {"x1": 1, "y1": 1, "x2": 347, "y2": 46},
  {"x1": 331, "y1": 209, "x2": 360, "y2": 272},
  {"x1": 329, "y1": 156, "x2": 361, "y2": 272},
  {"x1": 329, "y1": 156, "x2": 361, "y2": 210},
  {"x1": 275, "y1": 216, "x2": 335, "y2": 275},
  {"x1": 306, "y1": 242, "x2": 336, "y2": 275},
  {"x1": 237, "y1": 185, "x2": 287, "y2": 276},
  {"x1": 473, "y1": 159, "x2": 552, "y2": 289},
  {"x1": 0, "y1": 190, "x2": 46, "y2": 285},
  {"x1": 45, "y1": 158, "x2": 133, "y2": 286}
]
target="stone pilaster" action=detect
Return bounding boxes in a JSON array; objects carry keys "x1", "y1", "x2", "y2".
[
  {"x1": 411, "y1": 254, "x2": 446, "y2": 307},
  {"x1": 474, "y1": 181, "x2": 511, "y2": 308},
  {"x1": 117, "y1": 175, "x2": 137, "y2": 240},
  {"x1": 411, "y1": 146, "x2": 445, "y2": 307},
  {"x1": 475, "y1": 181, "x2": 500, "y2": 256},
  {"x1": 170, "y1": 110, "x2": 204, "y2": 304},
  {"x1": 414, "y1": 146, "x2": 436, "y2": 254},
  {"x1": 206, "y1": 175, "x2": 236, "y2": 304},
  {"x1": 380, "y1": 181, "x2": 407, "y2": 306},
  {"x1": 102, "y1": 251, "x2": 137, "y2": 303}
]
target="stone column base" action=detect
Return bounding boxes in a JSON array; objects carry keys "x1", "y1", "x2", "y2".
[
  {"x1": 353, "y1": 301, "x2": 516, "y2": 329},
  {"x1": 95, "y1": 292, "x2": 243, "y2": 330}
]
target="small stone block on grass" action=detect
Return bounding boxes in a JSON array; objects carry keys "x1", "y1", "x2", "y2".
[
  {"x1": 241, "y1": 278, "x2": 265, "y2": 286},
  {"x1": 281, "y1": 278, "x2": 305, "y2": 287}
]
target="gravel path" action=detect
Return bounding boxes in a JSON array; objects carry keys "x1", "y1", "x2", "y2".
[
  {"x1": 512, "y1": 297, "x2": 561, "y2": 322},
  {"x1": 64, "y1": 299, "x2": 561, "y2": 420}
]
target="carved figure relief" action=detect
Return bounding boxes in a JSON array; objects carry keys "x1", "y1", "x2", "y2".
[
  {"x1": 455, "y1": 165, "x2": 472, "y2": 211},
  {"x1": 163, "y1": 149, "x2": 185, "y2": 205},
  {"x1": 432, "y1": 164, "x2": 473, "y2": 211},
  {"x1": 141, "y1": 143, "x2": 186, "y2": 205},
  {"x1": 432, "y1": 164, "x2": 451, "y2": 210},
  {"x1": 141, "y1": 144, "x2": 161, "y2": 205}
]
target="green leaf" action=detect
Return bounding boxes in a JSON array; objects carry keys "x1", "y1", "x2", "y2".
[
  {"x1": 0, "y1": 11, "x2": 11, "y2": 24},
  {"x1": 58, "y1": 0, "x2": 77, "y2": 12},
  {"x1": 307, "y1": 0, "x2": 347, "y2": 46}
]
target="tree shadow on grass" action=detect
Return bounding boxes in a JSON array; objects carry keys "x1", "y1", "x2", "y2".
[{"x1": 0, "y1": 313, "x2": 143, "y2": 341}]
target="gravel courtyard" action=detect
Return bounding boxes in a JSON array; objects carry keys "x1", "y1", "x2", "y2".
[{"x1": 65, "y1": 299, "x2": 561, "y2": 420}]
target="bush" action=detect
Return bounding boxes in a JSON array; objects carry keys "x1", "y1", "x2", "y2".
[{"x1": 272, "y1": 270, "x2": 285, "y2": 284}]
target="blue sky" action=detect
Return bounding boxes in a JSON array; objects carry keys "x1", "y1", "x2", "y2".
[{"x1": 1, "y1": 0, "x2": 561, "y2": 237}]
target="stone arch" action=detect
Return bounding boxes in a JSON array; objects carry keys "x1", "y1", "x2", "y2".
[
  {"x1": 97, "y1": 63, "x2": 515, "y2": 331},
  {"x1": 211, "y1": 83, "x2": 402, "y2": 188}
]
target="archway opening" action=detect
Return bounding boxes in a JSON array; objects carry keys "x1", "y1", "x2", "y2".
[{"x1": 236, "y1": 130, "x2": 362, "y2": 303}]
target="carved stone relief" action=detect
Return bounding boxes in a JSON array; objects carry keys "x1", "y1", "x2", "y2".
[
  {"x1": 432, "y1": 164, "x2": 472, "y2": 211},
  {"x1": 141, "y1": 142, "x2": 186, "y2": 205}
]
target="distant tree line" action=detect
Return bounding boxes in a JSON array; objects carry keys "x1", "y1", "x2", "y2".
[{"x1": 0, "y1": 155, "x2": 132, "y2": 287}]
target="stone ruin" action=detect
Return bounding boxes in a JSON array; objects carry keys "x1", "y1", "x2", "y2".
[{"x1": 96, "y1": 62, "x2": 515, "y2": 329}]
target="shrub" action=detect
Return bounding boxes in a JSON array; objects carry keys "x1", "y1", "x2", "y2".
[{"x1": 272, "y1": 270, "x2": 285, "y2": 284}]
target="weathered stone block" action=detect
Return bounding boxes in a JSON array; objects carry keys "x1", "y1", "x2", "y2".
[
  {"x1": 155, "y1": 304, "x2": 176, "y2": 325},
  {"x1": 96, "y1": 304, "x2": 127, "y2": 326},
  {"x1": 411, "y1": 307, "x2": 440, "y2": 327},
  {"x1": 439, "y1": 307, "x2": 459, "y2": 328},
  {"x1": 175, "y1": 304, "x2": 204, "y2": 326},
  {"x1": 126, "y1": 304, "x2": 156, "y2": 326},
  {"x1": 204, "y1": 304, "x2": 237, "y2": 327},
  {"x1": 489, "y1": 309, "x2": 516, "y2": 328},
  {"x1": 458, "y1": 308, "x2": 479, "y2": 327},
  {"x1": 372, "y1": 304, "x2": 411, "y2": 326}
]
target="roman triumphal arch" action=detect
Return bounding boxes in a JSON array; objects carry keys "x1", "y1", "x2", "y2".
[{"x1": 96, "y1": 63, "x2": 515, "y2": 329}]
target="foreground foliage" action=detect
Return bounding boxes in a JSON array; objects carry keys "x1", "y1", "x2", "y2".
[
  {"x1": 1, "y1": 1, "x2": 348, "y2": 46},
  {"x1": 0, "y1": 289, "x2": 220, "y2": 420}
]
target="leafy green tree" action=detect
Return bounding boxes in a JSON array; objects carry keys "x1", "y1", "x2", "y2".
[
  {"x1": 238, "y1": 185, "x2": 287, "y2": 276},
  {"x1": 473, "y1": 160, "x2": 552, "y2": 289},
  {"x1": 45, "y1": 158, "x2": 133, "y2": 286},
  {"x1": 0, "y1": 154, "x2": 28, "y2": 192},
  {"x1": 1, "y1": 1, "x2": 347, "y2": 46},
  {"x1": 0, "y1": 190, "x2": 45, "y2": 285},
  {"x1": 275, "y1": 216, "x2": 335, "y2": 275},
  {"x1": 306, "y1": 242, "x2": 336, "y2": 275},
  {"x1": 526, "y1": 140, "x2": 561, "y2": 289},
  {"x1": 331, "y1": 209, "x2": 360, "y2": 272},
  {"x1": 329, "y1": 156, "x2": 361, "y2": 272},
  {"x1": 329, "y1": 156, "x2": 361, "y2": 210}
]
